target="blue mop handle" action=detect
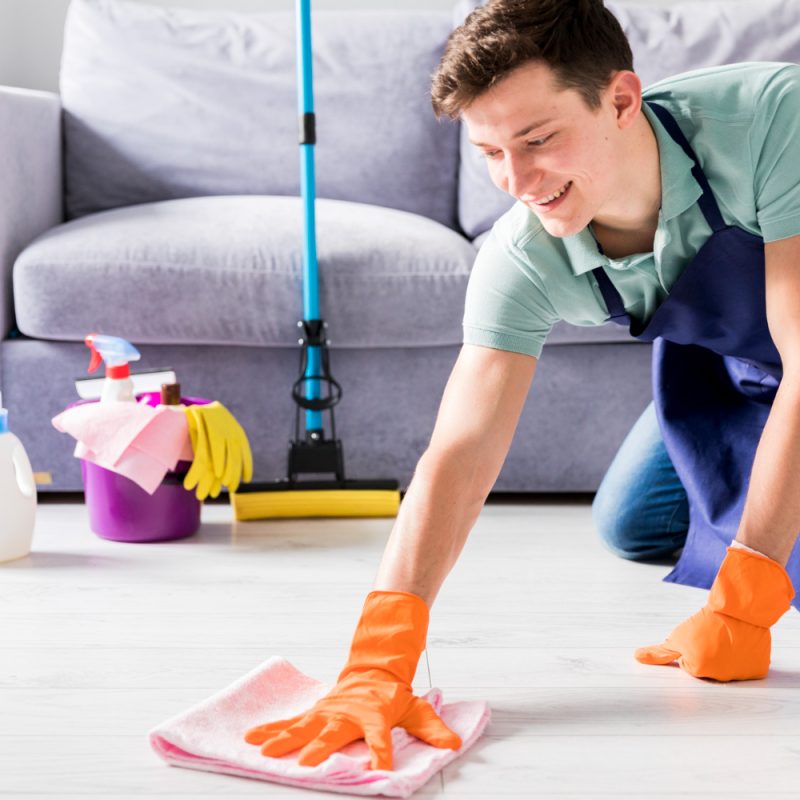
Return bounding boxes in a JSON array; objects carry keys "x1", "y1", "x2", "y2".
[{"x1": 296, "y1": 0, "x2": 323, "y2": 431}]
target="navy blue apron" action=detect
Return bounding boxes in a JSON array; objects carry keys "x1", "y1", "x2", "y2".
[{"x1": 592, "y1": 101, "x2": 800, "y2": 610}]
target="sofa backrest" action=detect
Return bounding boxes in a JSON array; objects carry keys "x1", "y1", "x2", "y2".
[
  {"x1": 60, "y1": 0, "x2": 460, "y2": 228},
  {"x1": 455, "y1": 0, "x2": 800, "y2": 240}
]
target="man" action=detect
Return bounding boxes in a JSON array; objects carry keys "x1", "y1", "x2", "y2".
[{"x1": 243, "y1": 0, "x2": 800, "y2": 770}]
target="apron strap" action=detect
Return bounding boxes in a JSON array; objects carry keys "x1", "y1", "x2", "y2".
[
  {"x1": 645, "y1": 101, "x2": 726, "y2": 232},
  {"x1": 591, "y1": 101, "x2": 728, "y2": 327},
  {"x1": 592, "y1": 262, "x2": 630, "y2": 325}
]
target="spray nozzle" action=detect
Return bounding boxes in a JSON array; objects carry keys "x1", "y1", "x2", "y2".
[{"x1": 84, "y1": 333, "x2": 141, "y2": 377}]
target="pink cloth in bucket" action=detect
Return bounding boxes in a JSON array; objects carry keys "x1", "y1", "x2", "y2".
[
  {"x1": 148, "y1": 657, "x2": 490, "y2": 797},
  {"x1": 52, "y1": 403, "x2": 191, "y2": 494}
]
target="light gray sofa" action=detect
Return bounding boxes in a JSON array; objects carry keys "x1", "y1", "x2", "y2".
[{"x1": 2, "y1": 0, "x2": 797, "y2": 493}]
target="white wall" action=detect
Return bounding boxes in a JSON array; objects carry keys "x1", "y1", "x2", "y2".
[{"x1": 0, "y1": 0, "x2": 714, "y2": 94}]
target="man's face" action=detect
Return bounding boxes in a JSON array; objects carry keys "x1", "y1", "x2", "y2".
[{"x1": 462, "y1": 60, "x2": 626, "y2": 238}]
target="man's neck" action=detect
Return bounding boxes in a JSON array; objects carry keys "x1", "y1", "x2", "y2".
[{"x1": 591, "y1": 110, "x2": 662, "y2": 259}]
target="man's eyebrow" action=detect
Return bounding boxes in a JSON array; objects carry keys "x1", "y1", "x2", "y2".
[{"x1": 468, "y1": 119, "x2": 555, "y2": 148}]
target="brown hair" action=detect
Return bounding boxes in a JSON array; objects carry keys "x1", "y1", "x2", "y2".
[{"x1": 431, "y1": 0, "x2": 634, "y2": 119}]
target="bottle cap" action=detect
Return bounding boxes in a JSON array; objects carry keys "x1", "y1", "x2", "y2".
[{"x1": 160, "y1": 382, "x2": 182, "y2": 406}]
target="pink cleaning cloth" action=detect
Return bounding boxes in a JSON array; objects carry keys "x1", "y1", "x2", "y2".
[
  {"x1": 149, "y1": 657, "x2": 490, "y2": 798},
  {"x1": 130, "y1": 406, "x2": 194, "y2": 463},
  {"x1": 52, "y1": 403, "x2": 191, "y2": 494}
]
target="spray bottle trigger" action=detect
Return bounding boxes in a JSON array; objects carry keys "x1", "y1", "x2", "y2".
[{"x1": 85, "y1": 339, "x2": 103, "y2": 373}]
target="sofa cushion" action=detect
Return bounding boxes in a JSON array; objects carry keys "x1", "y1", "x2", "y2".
[
  {"x1": 454, "y1": 0, "x2": 800, "y2": 240},
  {"x1": 60, "y1": 0, "x2": 459, "y2": 229},
  {"x1": 13, "y1": 196, "x2": 475, "y2": 348}
]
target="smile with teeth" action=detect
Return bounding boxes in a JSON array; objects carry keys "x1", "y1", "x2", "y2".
[{"x1": 532, "y1": 181, "x2": 572, "y2": 205}]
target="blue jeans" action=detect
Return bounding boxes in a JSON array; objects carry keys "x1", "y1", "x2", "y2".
[{"x1": 592, "y1": 401, "x2": 690, "y2": 561}]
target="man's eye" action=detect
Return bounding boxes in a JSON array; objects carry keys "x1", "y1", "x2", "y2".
[
  {"x1": 528, "y1": 134, "x2": 553, "y2": 147},
  {"x1": 481, "y1": 150, "x2": 500, "y2": 160}
]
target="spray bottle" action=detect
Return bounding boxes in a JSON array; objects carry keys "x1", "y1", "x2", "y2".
[
  {"x1": 84, "y1": 333, "x2": 141, "y2": 403},
  {"x1": 0, "y1": 392, "x2": 37, "y2": 563}
]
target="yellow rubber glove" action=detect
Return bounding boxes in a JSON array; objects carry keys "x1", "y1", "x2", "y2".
[
  {"x1": 183, "y1": 405, "x2": 220, "y2": 500},
  {"x1": 635, "y1": 546, "x2": 795, "y2": 681},
  {"x1": 183, "y1": 402, "x2": 252, "y2": 500},
  {"x1": 197, "y1": 402, "x2": 252, "y2": 491},
  {"x1": 244, "y1": 591, "x2": 462, "y2": 770}
]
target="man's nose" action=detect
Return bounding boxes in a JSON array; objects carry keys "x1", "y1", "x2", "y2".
[{"x1": 501, "y1": 153, "x2": 537, "y2": 198}]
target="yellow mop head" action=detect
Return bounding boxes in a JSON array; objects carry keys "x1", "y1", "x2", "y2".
[{"x1": 231, "y1": 482, "x2": 400, "y2": 520}]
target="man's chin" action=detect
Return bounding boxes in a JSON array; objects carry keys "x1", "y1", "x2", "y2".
[{"x1": 537, "y1": 216, "x2": 586, "y2": 239}]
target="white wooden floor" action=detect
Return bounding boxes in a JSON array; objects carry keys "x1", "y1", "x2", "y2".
[{"x1": 4, "y1": 496, "x2": 800, "y2": 798}]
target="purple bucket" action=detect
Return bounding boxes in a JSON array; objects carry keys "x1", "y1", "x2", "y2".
[{"x1": 78, "y1": 393, "x2": 209, "y2": 543}]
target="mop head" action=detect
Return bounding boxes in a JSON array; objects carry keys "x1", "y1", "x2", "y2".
[{"x1": 231, "y1": 481, "x2": 400, "y2": 520}]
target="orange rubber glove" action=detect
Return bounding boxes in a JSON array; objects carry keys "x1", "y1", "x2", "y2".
[
  {"x1": 244, "y1": 590, "x2": 462, "y2": 770},
  {"x1": 635, "y1": 546, "x2": 795, "y2": 681}
]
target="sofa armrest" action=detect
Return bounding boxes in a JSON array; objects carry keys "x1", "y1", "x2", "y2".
[{"x1": 0, "y1": 86, "x2": 62, "y2": 339}]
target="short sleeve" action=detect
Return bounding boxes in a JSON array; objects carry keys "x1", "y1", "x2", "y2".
[
  {"x1": 462, "y1": 227, "x2": 560, "y2": 359},
  {"x1": 751, "y1": 65, "x2": 800, "y2": 242}
]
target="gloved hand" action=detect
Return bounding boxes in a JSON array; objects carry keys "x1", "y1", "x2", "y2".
[
  {"x1": 635, "y1": 546, "x2": 795, "y2": 681},
  {"x1": 244, "y1": 591, "x2": 462, "y2": 770},
  {"x1": 183, "y1": 402, "x2": 253, "y2": 500}
]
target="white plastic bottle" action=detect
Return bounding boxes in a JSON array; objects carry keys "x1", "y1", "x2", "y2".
[{"x1": 0, "y1": 393, "x2": 37, "y2": 563}]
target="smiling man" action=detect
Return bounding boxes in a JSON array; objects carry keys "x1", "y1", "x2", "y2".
[
  {"x1": 244, "y1": 0, "x2": 800, "y2": 771},
  {"x1": 432, "y1": 0, "x2": 800, "y2": 677}
]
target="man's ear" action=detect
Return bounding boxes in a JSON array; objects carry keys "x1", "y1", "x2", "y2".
[{"x1": 607, "y1": 70, "x2": 642, "y2": 129}]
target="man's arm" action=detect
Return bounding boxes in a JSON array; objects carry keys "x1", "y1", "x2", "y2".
[
  {"x1": 245, "y1": 344, "x2": 536, "y2": 766},
  {"x1": 734, "y1": 235, "x2": 800, "y2": 565},
  {"x1": 374, "y1": 343, "x2": 538, "y2": 606}
]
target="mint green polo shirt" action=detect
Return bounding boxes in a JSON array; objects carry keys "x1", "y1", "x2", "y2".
[{"x1": 463, "y1": 62, "x2": 800, "y2": 359}]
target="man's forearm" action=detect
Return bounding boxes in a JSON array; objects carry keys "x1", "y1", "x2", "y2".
[
  {"x1": 373, "y1": 447, "x2": 488, "y2": 607},
  {"x1": 736, "y1": 372, "x2": 800, "y2": 565}
]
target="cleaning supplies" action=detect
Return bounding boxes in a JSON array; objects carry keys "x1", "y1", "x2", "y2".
[
  {"x1": 231, "y1": 0, "x2": 400, "y2": 521},
  {"x1": 57, "y1": 336, "x2": 203, "y2": 543},
  {"x1": 182, "y1": 402, "x2": 253, "y2": 500},
  {"x1": 61, "y1": 392, "x2": 204, "y2": 543},
  {"x1": 83, "y1": 333, "x2": 141, "y2": 403},
  {"x1": 0, "y1": 393, "x2": 37, "y2": 563}
]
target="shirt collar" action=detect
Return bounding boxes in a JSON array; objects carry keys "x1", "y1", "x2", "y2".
[
  {"x1": 562, "y1": 228, "x2": 607, "y2": 276},
  {"x1": 563, "y1": 101, "x2": 702, "y2": 277},
  {"x1": 643, "y1": 101, "x2": 702, "y2": 224}
]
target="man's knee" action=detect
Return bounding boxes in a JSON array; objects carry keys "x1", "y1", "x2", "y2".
[
  {"x1": 592, "y1": 484, "x2": 643, "y2": 559},
  {"x1": 592, "y1": 485, "x2": 687, "y2": 561},
  {"x1": 591, "y1": 401, "x2": 688, "y2": 561}
]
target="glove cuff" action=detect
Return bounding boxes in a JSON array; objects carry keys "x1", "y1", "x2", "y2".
[
  {"x1": 708, "y1": 547, "x2": 795, "y2": 627},
  {"x1": 339, "y1": 590, "x2": 430, "y2": 686}
]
